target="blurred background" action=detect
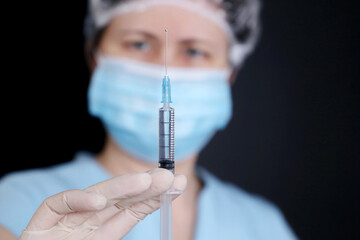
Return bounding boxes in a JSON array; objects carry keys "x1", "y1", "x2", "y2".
[{"x1": 2, "y1": 0, "x2": 359, "y2": 239}]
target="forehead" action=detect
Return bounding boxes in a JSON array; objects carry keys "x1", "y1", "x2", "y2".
[{"x1": 106, "y1": 5, "x2": 228, "y2": 44}]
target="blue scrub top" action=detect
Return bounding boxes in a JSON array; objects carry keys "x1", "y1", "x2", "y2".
[{"x1": 0, "y1": 152, "x2": 297, "y2": 239}]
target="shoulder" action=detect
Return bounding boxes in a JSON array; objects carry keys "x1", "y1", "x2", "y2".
[
  {"x1": 214, "y1": 177, "x2": 281, "y2": 218},
  {"x1": 1, "y1": 160, "x2": 75, "y2": 201},
  {"x1": 1, "y1": 152, "x2": 110, "y2": 194},
  {"x1": 200, "y1": 168, "x2": 298, "y2": 239}
]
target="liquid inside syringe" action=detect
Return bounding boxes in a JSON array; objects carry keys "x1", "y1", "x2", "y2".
[{"x1": 159, "y1": 97, "x2": 175, "y2": 173}]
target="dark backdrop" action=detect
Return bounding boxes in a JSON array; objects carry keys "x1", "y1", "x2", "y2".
[{"x1": 2, "y1": 0, "x2": 359, "y2": 239}]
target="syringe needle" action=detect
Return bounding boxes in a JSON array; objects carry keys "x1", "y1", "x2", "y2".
[{"x1": 165, "y1": 29, "x2": 168, "y2": 76}]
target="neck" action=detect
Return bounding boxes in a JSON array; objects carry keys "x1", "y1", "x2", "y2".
[{"x1": 96, "y1": 136, "x2": 202, "y2": 188}]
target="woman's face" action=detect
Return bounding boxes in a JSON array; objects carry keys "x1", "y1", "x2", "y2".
[{"x1": 98, "y1": 5, "x2": 230, "y2": 69}]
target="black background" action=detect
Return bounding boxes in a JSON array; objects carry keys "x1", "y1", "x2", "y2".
[{"x1": 1, "y1": 0, "x2": 359, "y2": 239}]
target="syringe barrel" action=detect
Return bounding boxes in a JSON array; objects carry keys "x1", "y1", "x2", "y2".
[{"x1": 159, "y1": 107, "x2": 175, "y2": 173}]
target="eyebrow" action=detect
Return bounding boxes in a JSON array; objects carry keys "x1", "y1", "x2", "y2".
[
  {"x1": 180, "y1": 38, "x2": 218, "y2": 47},
  {"x1": 116, "y1": 29, "x2": 157, "y2": 39},
  {"x1": 117, "y1": 29, "x2": 218, "y2": 47}
]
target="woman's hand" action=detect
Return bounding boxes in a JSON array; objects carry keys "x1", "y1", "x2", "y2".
[{"x1": 19, "y1": 168, "x2": 187, "y2": 240}]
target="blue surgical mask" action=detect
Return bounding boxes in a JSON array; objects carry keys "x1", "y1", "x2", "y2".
[{"x1": 88, "y1": 55, "x2": 232, "y2": 164}]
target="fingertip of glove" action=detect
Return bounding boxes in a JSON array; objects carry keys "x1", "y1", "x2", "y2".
[
  {"x1": 87, "y1": 192, "x2": 107, "y2": 210},
  {"x1": 135, "y1": 172, "x2": 153, "y2": 190},
  {"x1": 144, "y1": 168, "x2": 174, "y2": 194},
  {"x1": 150, "y1": 168, "x2": 174, "y2": 184}
]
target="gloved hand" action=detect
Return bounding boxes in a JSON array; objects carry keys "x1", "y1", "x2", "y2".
[{"x1": 19, "y1": 168, "x2": 187, "y2": 240}]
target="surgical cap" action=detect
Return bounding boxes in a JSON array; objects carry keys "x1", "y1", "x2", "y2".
[{"x1": 84, "y1": 0, "x2": 262, "y2": 66}]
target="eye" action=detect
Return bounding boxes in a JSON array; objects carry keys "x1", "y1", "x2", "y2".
[
  {"x1": 185, "y1": 48, "x2": 206, "y2": 58},
  {"x1": 129, "y1": 41, "x2": 151, "y2": 52}
]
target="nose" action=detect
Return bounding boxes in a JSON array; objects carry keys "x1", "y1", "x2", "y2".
[{"x1": 153, "y1": 46, "x2": 177, "y2": 68}]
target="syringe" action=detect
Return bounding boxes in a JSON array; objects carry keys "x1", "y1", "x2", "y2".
[
  {"x1": 159, "y1": 29, "x2": 176, "y2": 240},
  {"x1": 159, "y1": 29, "x2": 175, "y2": 173}
]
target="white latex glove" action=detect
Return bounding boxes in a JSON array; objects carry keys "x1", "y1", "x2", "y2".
[{"x1": 19, "y1": 168, "x2": 187, "y2": 240}]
